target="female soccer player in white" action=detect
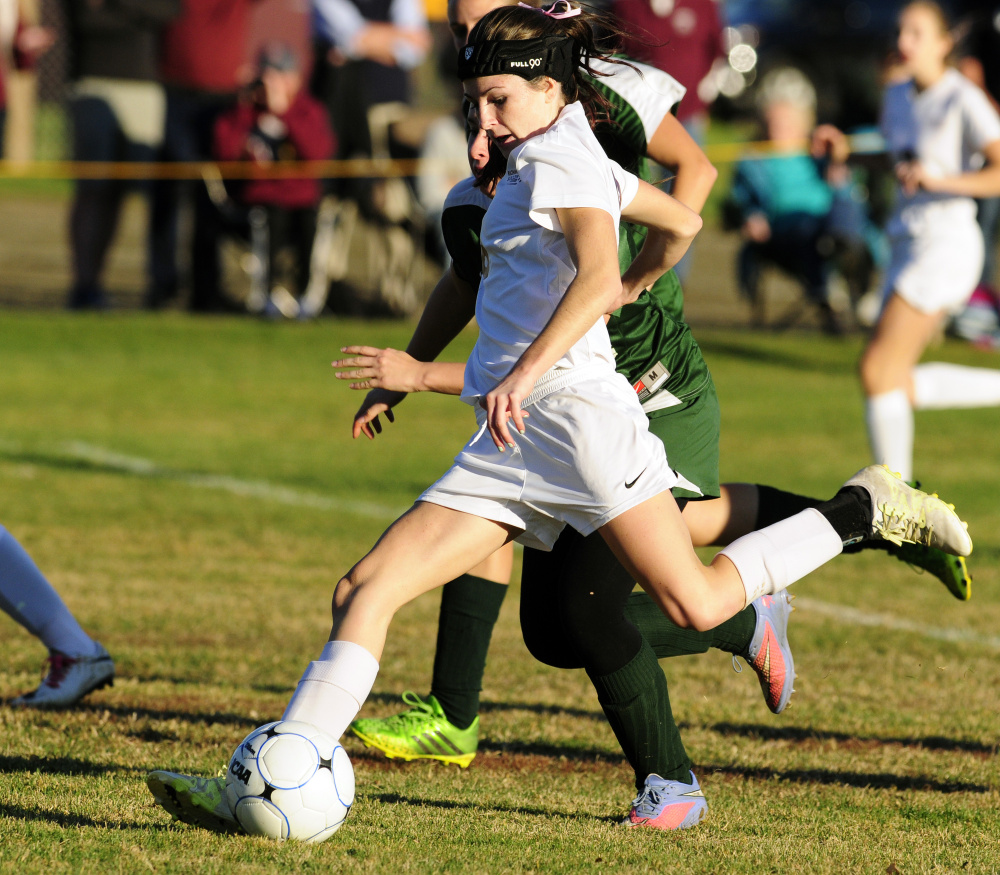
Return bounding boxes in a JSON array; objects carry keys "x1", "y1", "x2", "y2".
[
  {"x1": 862, "y1": 0, "x2": 1000, "y2": 481},
  {"x1": 146, "y1": 1, "x2": 970, "y2": 832}
]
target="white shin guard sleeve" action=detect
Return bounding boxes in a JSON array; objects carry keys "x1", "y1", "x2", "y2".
[
  {"x1": 282, "y1": 640, "x2": 380, "y2": 739},
  {"x1": 913, "y1": 362, "x2": 1000, "y2": 410},
  {"x1": 865, "y1": 389, "x2": 914, "y2": 482},
  {"x1": 719, "y1": 509, "x2": 844, "y2": 605}
]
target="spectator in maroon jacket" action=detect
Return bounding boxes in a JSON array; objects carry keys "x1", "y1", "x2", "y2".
[
  {"x1": 613, "y1": 0, "x2": 724, "y2": 280},
  {"x1": 213, "y1": 42, "x2": 335, "y2": 314},
  {"x1": 614, "y1": 0, "x2": 724, "y2": 143},
  {"x1": 150, "y1": 0, "x2": 263, "y2": 312}
]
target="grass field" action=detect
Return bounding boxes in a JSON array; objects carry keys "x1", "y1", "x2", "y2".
[{"x1": 0, "y1": 313, "x2": 997, "y2": 874}]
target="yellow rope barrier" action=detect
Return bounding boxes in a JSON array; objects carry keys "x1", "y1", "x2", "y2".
[{"x1": 0, "y1": 135, "x2": 884, "y2": 181}]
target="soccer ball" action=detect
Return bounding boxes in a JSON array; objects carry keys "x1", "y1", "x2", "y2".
[{"x1": 225, "y1": 720, "x2": 354, "y2": 842}]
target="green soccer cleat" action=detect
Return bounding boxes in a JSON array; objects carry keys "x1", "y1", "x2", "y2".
[
  {"x1": 146, "y1": 770, "x2": 241, "y2": 834},
  {"x1": 349, "y1": 691, "x2": 479, "y2": 768},
  {"x1": 887, "y1": 542, "x2": 972, "y2": 601}
]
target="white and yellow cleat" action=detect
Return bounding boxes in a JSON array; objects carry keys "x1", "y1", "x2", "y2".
[{"x1": 844, "y1": 465, "x2": 972, "y2": 557}]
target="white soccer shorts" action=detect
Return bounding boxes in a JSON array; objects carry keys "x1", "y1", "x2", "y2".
[
  {"x1": 419, "y1": 371, "x2": 679, "y2": 551},
  {"x1": 884, "y1": 218, "x2": 984, "y2": 315}
]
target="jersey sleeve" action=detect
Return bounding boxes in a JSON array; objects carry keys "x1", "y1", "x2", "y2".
[
  {"x1": 588, "y1": 58, "x2": 686, "y2": 166},
  {"x1": 614, "y1": 162, "x2": 640, "y2": 212},
  {"x1": 520, "y1": 146, "x2": 624, "y2": 232},
  {"x1": 961, "y1": 80, "x2": 1000, "y2": 154}
]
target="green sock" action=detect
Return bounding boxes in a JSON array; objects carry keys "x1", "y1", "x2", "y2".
[
  {"x1": 588, "y1": 639, "x2": 691, "y2": 789},
  {"x1": 625, "y1": 590, "x2": 757, "y2": 657},
  {"x1": 429, "y1": 574, "x2": 508, "y2": 730}
]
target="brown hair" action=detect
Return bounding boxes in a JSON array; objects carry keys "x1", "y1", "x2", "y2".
[
  {"x1": 467, "y1": 3, "x2": 634, "y2": 129},
  {"x1": 900, "y1": 0, "x2": 951, "y2": 35}
]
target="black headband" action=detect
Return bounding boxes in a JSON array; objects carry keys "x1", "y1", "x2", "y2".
[{"x1": 457, "y1": 34, "x2": 577, "y2": 82}]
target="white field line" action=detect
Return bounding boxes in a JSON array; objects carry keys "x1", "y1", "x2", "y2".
[
  {"x1": 37, "y1": 440, "x2": 405, "y2": 521},
  {"x1": 794, "y1": 596, "x2": 1000, "y2": 650}
]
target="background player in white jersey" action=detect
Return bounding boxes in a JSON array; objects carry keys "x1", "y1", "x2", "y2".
[
  {"x1": 861, "y1": 0, "x2": 1000, "y2": 481},
  {"x1": 1, "y1": 523, "x2": 114, "y2": 707},
  {"x1": 146, "y1": 1, "x2": 970, "y2": 834}
]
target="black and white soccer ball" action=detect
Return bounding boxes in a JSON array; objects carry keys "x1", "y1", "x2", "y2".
[{"x1": 225, "y1": 720, "x2": 354, "y2": 842}]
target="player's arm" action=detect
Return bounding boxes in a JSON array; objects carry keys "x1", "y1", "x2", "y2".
[
  {"x1": 900, "y1": 138, "x2": 1000, "y2": 198},
  {"x1": 617, "y1": 181, "x2": 703, "y2": 307},
  {"x1": 333, "y1": 347, "x2": 466, "y2": 395},
  {"x1": 337, "y1": 265, "x2": 478, "y2": 439},
  {"x1": 483, "y1": 207, "x2": 627, "y2": 448},
  {"x1": 646, "y1": 113, "x2": 717, "y2": 214}
]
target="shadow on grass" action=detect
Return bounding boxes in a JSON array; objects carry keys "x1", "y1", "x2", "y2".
[
  {"x1": 67, "y1": 701, "x2": 256, "y2": 729},
  {"x1": 0, "y1": 802, "x2": 168, "y2": 832},
  {"x1": 0, "y1": 754, "x2": 143, "y2": 777},
  {"x1": 352, "y1": 741, "x2": 623, "y2": 767},
  {"x1": 709, "y1": 722, "x2": 999, "y2": 757},
  {"x1": 367, "y1": 692, "x2": 606, "y2": 723},
  {"x1": 362, "y1": 791, "x2": 599, "y2": 823},
  {"x1": 704, "y1": 762, "x2": 990, "y2": 794}
]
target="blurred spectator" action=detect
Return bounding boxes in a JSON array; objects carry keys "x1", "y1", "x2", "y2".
[
  {"x1": 151, "y1": 0, "x2": 263, "y2": 312},
  {"x1": 724, "y1": 69, "x2": 881, "y2": 333},
  {"x1": 310, "y1": 0, "x2": 430, "y2": 179},
  {"x1": 0, "y1": 1, "x2": 53, "y2": 155},
  {"x1": 213, "y1": 42, "x2": 334, "y2": 315},
  {"x1": 61, "y1": 0, "x2": 180, "y2": 310},
  {"x1": 613, "y1": 0, "x2": 724, "y2": 279},
  {"x1": 614, "y1": 0, "x2": 724, "y2": 144}
]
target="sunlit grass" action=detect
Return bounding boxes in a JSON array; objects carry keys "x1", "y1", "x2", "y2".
[{"x1": 0, "y1": 314, "x2": 996, "y2": 873}]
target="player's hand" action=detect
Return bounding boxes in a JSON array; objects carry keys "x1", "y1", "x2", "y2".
[
  {"x1": 895, "y1": 159, "x2": 932, "y2": 195},
  {"x1": 352, "y1": 389, "x2": 406, "y2": 440},
  {"x1": 811, "y1": 124, "x2": 849, "y2": 164},
  {"x1": 332, "y1": 346, "x2": 426, "y2": 393},
  {"x1": 481, "y1": 372, "x2": 533, "y2": 452},
  {"x1": 742, "y1": 212, "x2": 771, "y2": 243}
]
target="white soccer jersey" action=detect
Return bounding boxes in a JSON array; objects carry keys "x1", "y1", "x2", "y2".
[
  {"x1": 462, "y1": 101, "x2": 640, "y2": 405},
  {"x1": 880, "y1": 69, "x2": 1000, "y2": 311},
  {"x1": 881, "y1": 68, "x2": 1000, "y2": 234}
]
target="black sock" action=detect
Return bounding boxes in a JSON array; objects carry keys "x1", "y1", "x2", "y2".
[
  {"x1": 816, "y1": 486, "x2": 872, "y2": 546},
  {"x1": 754, "y1": 485, "x2": 821, "y2": 528},
  {"x1": 429, "y1": 574, "x2": 508, "y2": 730},
  {"x1": 587, "y1": 638, "x2": 692, "y2": 789}
]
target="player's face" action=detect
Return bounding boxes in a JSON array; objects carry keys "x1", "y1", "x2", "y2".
[
  {"x1": 464, "y1": 74, "x2": 563, "y2": 156},
  {"x1": 896, "y1": 5, "x2": 952, "y2": 79},
  {"x1": 468, "y1": 123, "x2": 492, "y2": 175},
  {"x1": 448, "y1": 0, "x2": 515, "y2": 50}
]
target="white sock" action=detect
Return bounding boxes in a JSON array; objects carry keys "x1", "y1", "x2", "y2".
[
  {"x1": 913, "y1": 362, "x2": 1000, "y2": 410},
  {"x1": 865, "y1": 389, "x2": 914, "y2": 481},
  {"x1": 282, "y1": 640, "x2": 380, "y2": 739},
  {"x1": 0, "y1": 525, "x2": 98, "y2": 658},
  {"x1": 718, "y1": 509, "x2": 843, "y2": 605}
]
